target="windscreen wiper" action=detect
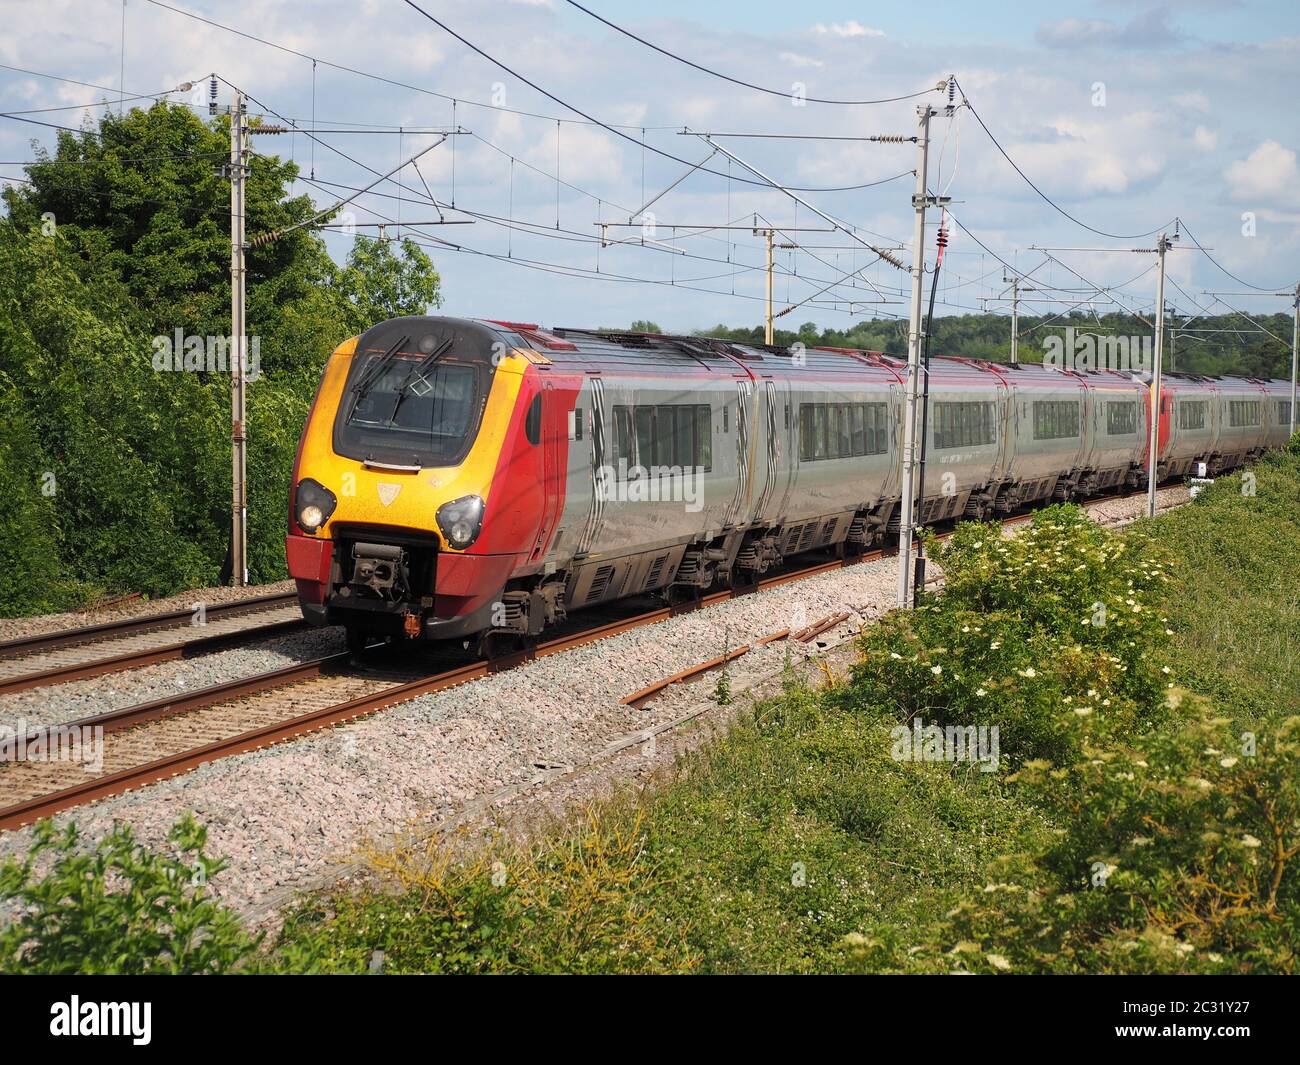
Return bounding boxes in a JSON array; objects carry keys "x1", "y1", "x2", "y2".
[
  {"x1": 351, "y1": 334, "x2": 410, "y2": 404},
  {"x1": 387, "y1": 337, "x2": 454, "y2": 422}
]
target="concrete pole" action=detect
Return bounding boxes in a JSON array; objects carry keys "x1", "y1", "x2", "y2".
[
  {"x1": 1291, "y1": 282, "x2": 1298, "y2": 438},
  {"x1": 1146, "y1": 234, "x2": 1169, "y2": 520},
  {"x1": 1010, "y1": 275, "x2": 1019, "y2": 364},
  {"x1": 896, "y1": 104, "x2": 934, "y2": 608}
]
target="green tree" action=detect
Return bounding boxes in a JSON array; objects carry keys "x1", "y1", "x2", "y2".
[
  {"x1": 334, "y1": 235, "x2": 442, "y2": 336},
  {"x1": 0, "y1": 102, "x2": 447, "y2": 612}
]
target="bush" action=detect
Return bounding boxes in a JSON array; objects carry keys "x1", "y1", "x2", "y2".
[
  {"x1": 0, "y1": 385, "x2": 94, "y2": 614},
  {"x1": 0, "y1": 814, "x2": 260, "y2": 974},
  {"x1": 841, "y1": 505, "x2": 1174, "y2": 765},
  {"x1": 279, "y1": 808, "x2": 696, "y2": 974},
  {"x1": 844, "y1": 695, "x2": 1300, "y2": 973}
]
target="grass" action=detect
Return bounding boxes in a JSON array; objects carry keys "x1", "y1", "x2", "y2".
[
  {"x1": 274, "y1": 676, "x2": 1052, "y2": 973},
  {"x1": 1133, "y1": 450, "x2": 1300, "y2": 731}
]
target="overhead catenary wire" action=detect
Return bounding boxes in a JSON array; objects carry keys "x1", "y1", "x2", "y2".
[
  {"x1": 561, "y1": 0, "x2": 942, "y2": 107},
  {"x1": 249, "y1": 133, "x2": 452, "y2": 248},
  {"x1": 305, "y1": 173, "x2": 903, "y2": 306},
  {"x1": 951, "y1": 75, "x2": 1176, "y2": 242},
  {"x1": 396, "y1": 0, "x2": 924, "y2": 195},
  {"x1": 1177, "y1": 217, "x2": 1292, "y2": 295},
  {"x1": 139, "y1": 0, "x2": 680, "y2": 131},
  {"x1": 215, "y1": 71, "x2": 904, "y2": 313}
]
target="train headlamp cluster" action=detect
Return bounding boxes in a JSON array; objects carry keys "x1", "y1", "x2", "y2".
[
  {"x1": 436, "y1": 494, "x2": 485, "y2": 550},
  {"x1": 295, "y1": 478, "x2": 337, "y2": 533}
]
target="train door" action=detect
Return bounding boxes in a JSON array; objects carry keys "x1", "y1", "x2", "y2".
[
  {"x1": 775, "y1": 376, "x2": 798, "y2": 518},
  {"x1": 1164, "y1": 390, "x2": 1175, "y2": 460},
  {"x1": 725, "y1": 375, "x2": 757, "y2": 528},
  {"x1": 533, "y1": 381, "x2": 563, "y2": 560},
  {"x1": 752, "y1": 376, "x2": 786, "y2": 522}
]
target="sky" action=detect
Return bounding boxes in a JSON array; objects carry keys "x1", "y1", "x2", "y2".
[{"x1": 1, "y1": 0, "x2": 1297, "y2": 338}]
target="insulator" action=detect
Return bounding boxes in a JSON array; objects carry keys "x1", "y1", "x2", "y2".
[{"x1": 948, "y1": 76, "x2": 956, "y2": 103}]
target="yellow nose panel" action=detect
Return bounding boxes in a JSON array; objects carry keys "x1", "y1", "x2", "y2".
[{"x1": 295, "y1": 339, "x2": 529, "y2": 548}]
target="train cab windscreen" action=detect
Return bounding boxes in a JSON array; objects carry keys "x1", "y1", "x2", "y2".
[{"x1": 333, "y1": 338, "x2": 485, "y2": 468}]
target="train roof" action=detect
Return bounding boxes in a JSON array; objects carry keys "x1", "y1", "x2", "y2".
[{"x1": 370, "y1": 316, "x2": 1289, "y2": 389}]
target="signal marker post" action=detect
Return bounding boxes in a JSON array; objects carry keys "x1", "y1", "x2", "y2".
[{"x1": 1146, "y1": 232, "x2": 1174, "y2": 520}]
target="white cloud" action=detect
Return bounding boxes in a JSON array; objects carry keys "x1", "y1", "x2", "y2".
[
  {"x1": 1035, "y1": 8, "x2": 1183, "y2": 50},
  {"x1": 779, "y1": 52, "x2": 824, "y2": 69},
  {"x1": 1174, "y1": 92, "x2": 1209, "y2": 111},
  {"x1": 1224, "y1": 140, "x2": 1299, "y2": 202},
  {"x1": 812, "y1": 21, "x2": 884, "y2": 39},
  {"x1": 1193, "y1": 126, "x2": 1217, "y2": 151},
  {"x1": 1036, "y1": 18, "x2": 1113, "y2": 48}
]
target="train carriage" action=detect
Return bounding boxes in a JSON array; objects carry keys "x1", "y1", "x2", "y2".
[
  {"x1": 1264, "y1": 380, "x2": 1295, "y2": 449},
  {"x1": 1074, "y1": 368, "x2": 1148, "y2": 493},
  {"x1": 1161, "y1": 375, "x2": 1219, "y2": 478},
  {"x1": 287, "y1": 315, "x2": 1291, "y2": 649}
]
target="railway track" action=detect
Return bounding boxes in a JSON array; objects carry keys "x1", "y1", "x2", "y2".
[
  {"x1": 0, "y1": 546, "x2": 887, "y2": 831},
  {"x1": 0, "y1": 591, "x2": 305, "y2": 695},
  {"x1": 0, "y1": 487, "x2": 1158, "y2": 832}
]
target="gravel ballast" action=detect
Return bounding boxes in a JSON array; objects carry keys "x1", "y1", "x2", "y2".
[
  {"x1": 0, "y1": 580, "x2": 296, "y2": 644},
  {"x1": 0, "y1": 487, "x2": 1190, "y2": 923}
]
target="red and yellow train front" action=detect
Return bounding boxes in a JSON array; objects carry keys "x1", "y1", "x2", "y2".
[{"x1": 285, "y1": 317, "x2": 546, "y2": 643}]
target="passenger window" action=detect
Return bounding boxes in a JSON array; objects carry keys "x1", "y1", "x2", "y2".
[
  {"x1": 695, "y1": 405, "x2": 712, "y2": 471},
  {"x1": 653, "y1": 406, "x2": 675, "y2": 467},
  {"x1": 673, "y1": 406, "x2": 693, "y2": 467},
  {"x1": 635, "y1": 407, "x2": 653, "y2": 465},
  {"x1": 613, "y1": 405, "x2": 633, "y2": 468}
]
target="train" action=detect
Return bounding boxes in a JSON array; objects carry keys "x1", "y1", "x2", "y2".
[{"x1": 286, "y1": 315, "x2": 1293, "y2": 650}]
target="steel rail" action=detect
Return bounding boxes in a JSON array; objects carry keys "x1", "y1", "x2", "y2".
[{"x1": 0, "y1": 590, "x2": 298, "y2": 658}]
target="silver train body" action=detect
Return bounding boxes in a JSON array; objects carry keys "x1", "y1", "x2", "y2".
[{"x1": 517, "y1": 328, "x2": 1291, "y2": 614}]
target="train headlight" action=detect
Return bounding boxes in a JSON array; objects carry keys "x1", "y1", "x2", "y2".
[
  {"x1": 295, "y1": 478, "x2": 337, "y2": 533},
  {"x1": 436, "y1": 494, "x2": 484, "y2": 550}
]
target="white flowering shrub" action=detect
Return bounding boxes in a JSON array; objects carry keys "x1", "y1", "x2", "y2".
[
  {"x1": 843, "y1": 696, "x2": 1300, "y2": 973},
  {"x1": 843, "y1": 505, "x2": 1174, "y2": 765}
]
